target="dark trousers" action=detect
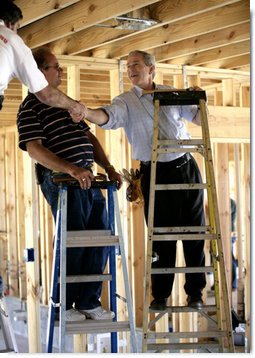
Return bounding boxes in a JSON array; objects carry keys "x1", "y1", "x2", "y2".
[
  {"x1": 140, "y1": 154, "x2": 206, "y2": 299},
  {"x1": 40, "y1": 170, "x2": 109, "y2": 310}
]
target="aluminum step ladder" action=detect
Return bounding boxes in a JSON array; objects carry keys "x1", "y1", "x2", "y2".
[
  {"x1": 46, "y1": 177, "x2": 137, "y2": 353},
  {"x1": 0, "y1": 293, "x2": 19, "y2": 353},
  {"x1": 142, "y1": 89, "x2": 234, "y2": 353}
]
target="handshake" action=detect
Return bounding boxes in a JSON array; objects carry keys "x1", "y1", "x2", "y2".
[{"x1": 69, "y1": 101, "x2": 88, "y2": 123}]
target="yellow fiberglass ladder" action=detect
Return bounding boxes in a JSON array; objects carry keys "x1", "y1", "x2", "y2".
[{"x1": 142, "y1": 89, "x2": 234, "y2": 353}]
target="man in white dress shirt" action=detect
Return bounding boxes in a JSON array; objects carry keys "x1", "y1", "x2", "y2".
[{"x1": 0, "y1": 0, "x2": 85, "y2": 120}]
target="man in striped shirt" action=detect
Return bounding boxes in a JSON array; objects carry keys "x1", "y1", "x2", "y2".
[{"x1": 17, "y1": 47, "x2": 122, "y2": 322}]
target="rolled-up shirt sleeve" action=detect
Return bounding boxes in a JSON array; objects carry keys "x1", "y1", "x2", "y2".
[
  {"x1": 13, "y1": 35, "x2": 48, "y2": 93},
  {"x1": 100, "y1": 96, "x2": 129, "y2": 130}
]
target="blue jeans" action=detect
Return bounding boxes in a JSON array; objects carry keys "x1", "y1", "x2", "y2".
[{"x1": 40, "y1": 171, "x2": 109, "y2": 310}]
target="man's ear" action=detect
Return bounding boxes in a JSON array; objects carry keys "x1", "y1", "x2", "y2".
[
  {"x1": 149, "y1": 65, "x2": 155, "y2": 75},
  {"x1": 5, "y1": 21, "x2": 15, "y2": 31},
  {"x1": 4, "y1": 21, "x2": 11, "y2": 29}
]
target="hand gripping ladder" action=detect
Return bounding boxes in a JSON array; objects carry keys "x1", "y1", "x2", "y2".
[
  {"x1": 46, "y1": 176, "x2": 137, "y2": 353},
  {"x1": 142, "y1": 90, "x2": 234, "y2": 353}
]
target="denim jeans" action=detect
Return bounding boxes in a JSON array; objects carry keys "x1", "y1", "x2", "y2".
[{"x1": 40, "y1": 170, "x2": 109, "y2": 310}]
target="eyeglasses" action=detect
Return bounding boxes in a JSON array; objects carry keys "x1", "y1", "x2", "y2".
[{"x1": 43, "y1": 63, "x2": 62, "y2": 71}]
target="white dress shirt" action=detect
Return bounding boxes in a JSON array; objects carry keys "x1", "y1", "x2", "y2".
[
  {"x1": 102, "y1": 84, "x2": 198, "y2": 162},
  {"x1": 0, "y1": 20, "x2": 48, "y2": 95}
]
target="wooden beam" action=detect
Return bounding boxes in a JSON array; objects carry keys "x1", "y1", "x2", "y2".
[
  {"x1": 47, "y1": 0, "x2": 242, "y2": 56},
  {"x1": 5, "y1": 132, "x2": 19, "y2": 296},
  {"x1": 222, "y1": 79, "x2": 236, "y2": 106},
  {"x1": 18, "y1": 0, "x2": 160, "y2": 48},
  {"x1": 168, "y1": 40, "x2": 250, "y2": 66},
  {"x1": 90, "y1": 0, "x2": 249, "y2": 59},
  {"x1": 16, "y1": 0, "x2": 80, "y2": 26},
  {"x1": 241, "y1": 143, "x2": 250, "y2": 351},
  {"x1": 49, "y1": 26, "x2": 135, "y2": 56},
  {"x1": 188, "y1": 106, "x2": 250, "y2": 141},
  {"x1": 15, "y1": 137, "x2": 27, "y2": 300},
  {"x1": 151, "y1": 22, "x2": 249, "y2": 62},
  {"x1": 203, "y1": 54, "x2": 250, "y2": 70},
  {"x1": 23, "y1": 153, "x2": 42, "y2": 352}
]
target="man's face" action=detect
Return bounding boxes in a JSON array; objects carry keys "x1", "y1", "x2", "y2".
[
  {"x1": 126, "y1": 53, "x2": 154, "y2": 89},
  {"x1": 41, "y1": 54, "x2": 63, "y2": 88}
]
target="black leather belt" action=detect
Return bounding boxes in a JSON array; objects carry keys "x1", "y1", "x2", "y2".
[
  {"x1": 0, "y1": 95, "x2": 4, "y2": 110},
  {"x1": 141, "y1": 153, "x2": 191, "y2": 168}
]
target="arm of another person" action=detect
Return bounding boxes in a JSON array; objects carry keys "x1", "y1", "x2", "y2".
[
  {"x1": 35, "y1": 85, "x2": 86, "y2": 122},
  {"x1": 26, "y1": 139, "x2": 94, "y2": 189},
  {"x1": 189, "y1": 86, "x2": 208, "y2": 126},
  {"x1": 83, "y1": 107, "x2": 109, "y2": 125},
  {"x1": 12, "y1": 37, "x2": 86, "y2": 122},
  {"x1": 87, "y1": 131, "x2": 122, "y2": 189}
]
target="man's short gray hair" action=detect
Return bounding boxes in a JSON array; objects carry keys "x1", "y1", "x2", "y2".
[{"x1": 128, "y1": 50, "x2": 156, "y2": 67}]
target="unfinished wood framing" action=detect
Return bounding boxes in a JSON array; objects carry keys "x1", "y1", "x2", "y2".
[{"x1": 0, "y1": 57, "x2": 250, "y2": 352}]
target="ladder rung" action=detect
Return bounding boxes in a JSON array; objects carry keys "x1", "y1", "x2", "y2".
[
  {"x1": 151, "y1": 266, "x2": 213, "y2": 274},
  {"x1": 154, "y1": 226, "x2": 210, "y2": 233},
  {"x1": 158, "y1": 139, "x2": 204, "y2": 146},
  {"x1": 152, "y1": 233, "x2": 216, "y2": 241},
  {"x1": 147, "y1": 342, "x2": 219, "y2": 351},
  {"x1": 157, "y1": 147, "x2": 203, "y2": 154},
  {"x1": 61, "y1": 320, "x2": 131, "y2": 334},
  {"x1": 149, "y1": 304, "x2": 216, "y2": 314},
  {"x1": 68, "y1": 230, "x2": 112, "y2": 236},
  {"x1": 155, "y1": 183, "x2": 208, "y2": 190},
  {"x1": 65, "y1": 274, "x2": 112, "y2": 283},
  {"x1": 66, "y1": 230, "x2": 119, "y2": 247},
  {"x1": 147, "y1": 330, "x2": 227, "y2": 339}
]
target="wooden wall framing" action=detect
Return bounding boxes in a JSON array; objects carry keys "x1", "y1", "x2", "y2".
[{"x1": 0, "y1": 57, "x2": 250, "y2": 352}]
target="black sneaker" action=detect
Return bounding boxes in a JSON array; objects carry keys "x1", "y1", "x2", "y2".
[
  {"x1": 187, "y1": 295, "x2": 203, "y2": 309},
  {"x1": 149, "y1": 298, "x2": 167, "y2": 311}
]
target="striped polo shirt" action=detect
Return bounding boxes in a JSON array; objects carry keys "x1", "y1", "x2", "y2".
[{"x1": 17, "y1": 93, "x2": 94, "y2": 166}]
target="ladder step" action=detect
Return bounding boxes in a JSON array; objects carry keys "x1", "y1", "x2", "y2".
[
  {"x1": 157, "y1": 147, "x2": 203, "y2": 155},
  {"x1": 149, "y1": 304, "x2": 216, "y2": 314},
  {"x1": 158, "y1": 139, "x2": 204, "y2": 146},
  {"x1": 66, "y1": 230, "x2": 119, "y2": 247},
  {"x1": 153, "y1": 225, "x2": 210, "y2": 233},
  {"x1": 152, "y1": 233, "x2": 216, "y2": 241},
  {"x1": 147, "y1": 341, "x2": 219, "y2": 351},
  {"x1": 155, "y1": 183, "x2": 208, "y2": 190},
  {"x1": 65, "y1": 274, "x2": 112, "y2": 283},
  {"x1": 55, "y1": 320, "x2": 131, "y2": 334},
  {"x1": 151, "y1": 266, "x2": 213, "y2": 274},
  {"x1": 148, "y1": 330, "x2": 227, "y2": 339}
]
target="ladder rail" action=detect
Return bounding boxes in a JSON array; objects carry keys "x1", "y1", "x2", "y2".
[
  {"x1": 112, "y1": 189, "x2": 138, "y2": 353},
  {"x1": 142, "y1": 99, "x2": 160, "y2": 353},
  {"x1": 200, "y1": 99, "x2": 234, "y2": 351},
  {"x1": 46, "y1": 196, "x2": 62, "y2": 353},
  {"x1": 59, "y1": 186, "x2": 68, "y2": 352}
]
